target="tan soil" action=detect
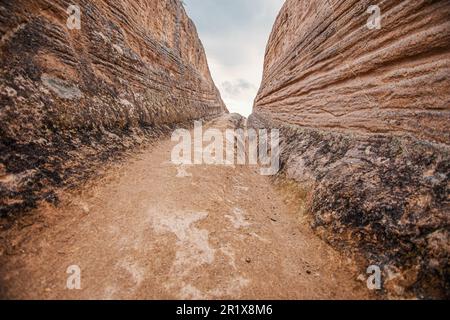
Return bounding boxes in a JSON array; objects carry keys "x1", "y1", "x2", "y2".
[{"x1": 0, "y1": 120, "x2": 370, "y2": 300}]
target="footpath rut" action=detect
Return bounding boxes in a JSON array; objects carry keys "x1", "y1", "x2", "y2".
[{"x1": 0, "y1": 117, "x2": 369, "y2": 299}]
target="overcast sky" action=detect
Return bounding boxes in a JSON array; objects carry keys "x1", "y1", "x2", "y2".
[{"x1": 184, "y1": 0, "x2": 285, "y2": 117}]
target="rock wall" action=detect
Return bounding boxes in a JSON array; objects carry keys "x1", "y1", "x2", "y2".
[
  {"x1": 252, "y1": 0, "x2": 449, "y2": 298},
  {"x1": 0, "y1": 0, "x2": 226, "y2": 217},
  {"x1": 256, "y1": 0, "x2": 450, "y2": 144}
]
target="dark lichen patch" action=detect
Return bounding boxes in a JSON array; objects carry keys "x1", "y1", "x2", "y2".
[
  {"x1": 0, "y1": 113, "x2": 214, "y2": 224},
  {"x1": 248, "y1": 112, "x2": 450, "y2": 299}
]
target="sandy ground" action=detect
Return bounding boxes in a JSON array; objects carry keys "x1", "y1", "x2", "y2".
[{"x1": 0, "y1": 118, "x2": 370, "y2": 300}]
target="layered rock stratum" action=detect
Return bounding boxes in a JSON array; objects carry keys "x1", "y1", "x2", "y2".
[
  {"x1": 0, "y1": 0, "x2": 226, "y2": 217},
  {"x1": 252, "y1": 0, "x2": 450, "y2": 298}
]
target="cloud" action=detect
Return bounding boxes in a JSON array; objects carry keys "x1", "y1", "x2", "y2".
[
  {"x1": 222, "y1": 79, "x2": 256, "y2": 98},
  {"x1": 184, "y1": 0, "x2": 285, "y2": 117}
]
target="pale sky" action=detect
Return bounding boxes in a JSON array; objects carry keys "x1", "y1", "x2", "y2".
[{"x1": 184, "y1": 0, "x2": 285, "y2": 117}]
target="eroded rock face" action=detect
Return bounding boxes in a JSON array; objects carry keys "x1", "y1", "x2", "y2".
[
  {"x1": 0, "y1": 0, "x2": 226, "y2": 217},
  {"x1": 256, "y1": 0, "x2": 450, "y2": 144},
  {"x1": 252, "y1": 0, "x2": 450, "y2": 298}
]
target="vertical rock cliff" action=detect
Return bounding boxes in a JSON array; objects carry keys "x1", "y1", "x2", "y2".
[
  {"x1": 0, "y1": 0, "x2": 226, "y2": 217},
  {"x1": 252, "y1": 0, "x2": 449, "y2": 298}
]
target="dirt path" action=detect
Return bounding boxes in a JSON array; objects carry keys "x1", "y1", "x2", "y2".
[{"x1": 0, "y1": 118, "x2": 369, "y2": 300}]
